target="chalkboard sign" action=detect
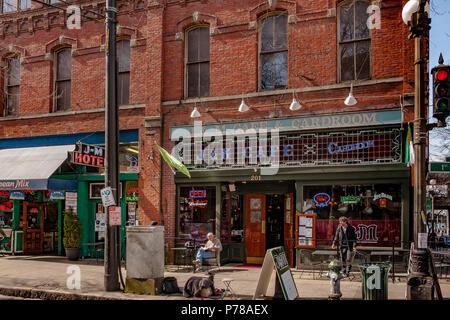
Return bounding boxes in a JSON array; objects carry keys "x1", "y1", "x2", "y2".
[
  {"x1": 295, "y1": 214, "x2": 316, "y2": 248},
  {"x1": 253, "y1": 247, "x2": 299, "y2": 300}
]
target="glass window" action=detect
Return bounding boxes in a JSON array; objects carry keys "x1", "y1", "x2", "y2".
[
  {"x1": 260, "y1": 14, "x2": 288, "y2": 90},
  {"x1": 186, "y1": 27, "x2": 210, "y2": 98},
  {"x1": 339, "y1": 0, "x2": 371, "y2": 81},
  {"x1": 117, "y1": 39, "x2": 130, "y2": 105},
  {"x1": 303, "y1": 184, "x2": 402, "y2": 247},
  {"x1": 221, "y1": 191, "x2": 243, "y2": 243},
  {"x1": 125, "y1": 180, "x2": 138, "y2": 226},
  {"x1": 178, "y1": 186, "x2": 216, "y2": 242},
  {"x1": 55, "y1": 48, "x2": 72, "y2": 111},
  {"x1": 4, "y1": 56, "x2": 20, "y2": 116}
]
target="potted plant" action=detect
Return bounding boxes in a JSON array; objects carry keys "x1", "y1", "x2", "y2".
[{"x1": 63, "y1": 208, "x2": 82, "y2": 261}]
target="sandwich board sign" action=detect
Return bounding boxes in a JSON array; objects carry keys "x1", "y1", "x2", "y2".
[{"x1": 253, "y1": 247, "x2": 299, "y2": 300}]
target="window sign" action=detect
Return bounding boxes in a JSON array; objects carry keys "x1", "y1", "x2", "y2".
[
  {"x1": 295, "y1": 214, "x2": 316, "y2": 248},
  {"x1": 9, "y1": 191, "x2": 25, "y2": 200},
  {"x1": 341, "y1": 196, "x2": 361, "y2": 204},
  {"x1": 313, "y1": 193, "x2": 330, "y2": 208},
  {"x1": 189, "y1": 190, "x2": 207, "y2": 198}
]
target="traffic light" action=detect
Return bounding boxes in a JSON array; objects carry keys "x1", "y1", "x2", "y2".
[{"x1": 432, "y1": 64, "x2": 450, "y2": 123}]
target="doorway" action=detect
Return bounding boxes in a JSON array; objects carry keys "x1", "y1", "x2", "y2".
[
  {"x1": 245, "y1": 193, "x2": 292, "y2": 264},
  {"x1": 23, "y1": 202, "x2": 44, "y2": 255}
]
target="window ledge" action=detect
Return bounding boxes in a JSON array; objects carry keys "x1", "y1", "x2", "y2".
[
  {"x1": 0, "y1": 104, "x2": 145, "y2": 122},
  {"x1": 163, "y1": 77, "x2": 403, "y2": 106}
]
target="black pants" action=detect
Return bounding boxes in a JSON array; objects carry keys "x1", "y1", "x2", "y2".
[{"x1": 340, "y1": 247, "x2": 354, "y2": 274}]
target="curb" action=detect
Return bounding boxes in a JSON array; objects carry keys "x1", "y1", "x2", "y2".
[{"x1": 0, "y1": 286, "x2": 134, "y2": 300}]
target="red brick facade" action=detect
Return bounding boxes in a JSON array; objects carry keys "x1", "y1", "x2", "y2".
[{"x1": 0, "y1": 0, "x2": 424, "y2": 245}]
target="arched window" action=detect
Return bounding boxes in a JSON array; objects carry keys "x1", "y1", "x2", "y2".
[
  {"x1": 338, "y1": 0, "x2": 371, "y2": 82},
  {"x1": 117, "y1": 39, "x2": 131, "y2": 106},
  {"x1": 54, "y1": 48, "x2": 72, "y2": 111},
  {"x1": 185, "y1": 26, "x2": 210, "y2": 98},
  {"x1": 259, "y1": 14, "x2": 288, "y2": 90},
  {"x1": 4, "y1": 56, "x2": 20, "y2": 116}
]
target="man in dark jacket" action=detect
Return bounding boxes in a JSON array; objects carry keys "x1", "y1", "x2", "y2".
[{"x1": 332, "y1": 216, "x2": 357, "y2": 276}]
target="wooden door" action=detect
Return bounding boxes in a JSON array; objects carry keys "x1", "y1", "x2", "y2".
[
  {"x1": 245, "y1": 194, "x2": 266, "y2": 264},
  {"x1": 23, "y1": 202, "x2": 44, "y2": 255},
  {"x1": 284, "y1": 193, "x2": 294, "y2": 266}
]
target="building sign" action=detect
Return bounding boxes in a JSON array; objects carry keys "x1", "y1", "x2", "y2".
[
  {"x1": 65, "y1": 192, "x2": 77, "y2": 213},
  {"x1": 47, "y1": 191, "x2": 65, "y2": 200},
  {"x1": 9, "y1": 191, "x2": 25, "y2": 200},
  {"x1": 171, "y1": 109, "x2": 402, "y2": 136},
  {"x1": 0, "y1": 180, "x2": 31, "y2": 190},
  {"x1": 313, "y1": 193, "x2": 330, "y2": 208},
  {"x1": 188, "y1": 200, "x2": 208, "y2": 208},
  {"x1": 69, "y1": 142, "x2": 105, "y2": 168},
  {"x1": 177, "y1": 127, "x2": 402, "y2": 169}
]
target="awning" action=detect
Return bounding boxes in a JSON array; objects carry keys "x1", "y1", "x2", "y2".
[{"x1": 0, "y1": 145, "x2": 76, "y2": 191}]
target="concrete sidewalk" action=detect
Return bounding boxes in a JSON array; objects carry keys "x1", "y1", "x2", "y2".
[{"x1": 0, "y1": 255, "x2": 448, "y2": 300}]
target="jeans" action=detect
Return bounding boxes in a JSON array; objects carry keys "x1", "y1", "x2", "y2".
[
  {"x1": 340, "y1": 247, "x2": 354, "y2": 274},
  {"x1": 195, "y1": 248, "x2": 215, "y2": 267}
]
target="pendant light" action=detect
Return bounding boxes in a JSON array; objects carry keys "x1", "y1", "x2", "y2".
[
  {"x1": 344, "y1": 83, "x2": 357, "y2": 106},
  {"x1": 190, "y1": 105, "x2": 201, "y2": 118},
  {"x1": 289, "y1": 93, "x2": 302, "y2": 111},
  {"x1": 238, "y1": 98, "x2": 249, "y2": 113}
]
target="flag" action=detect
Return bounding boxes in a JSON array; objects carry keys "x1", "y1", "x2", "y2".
[
  {"x1": 156, "y1": 144, "x2": 191, "y2": 178},
  {"x1": 405, "y1": 123, "x2": 415, "y2": 166}
]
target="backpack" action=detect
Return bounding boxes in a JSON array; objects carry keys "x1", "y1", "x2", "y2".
[{"x1": 162, "y1": 277, "x2": 181, "y2": 294}]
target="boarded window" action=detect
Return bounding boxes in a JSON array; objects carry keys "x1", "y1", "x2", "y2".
[
  {"x1": 339, "y1": 0, "x2": 370, "y2": 81},
  {"x1": 186, "y1": 27, "x2": 210, "y2": 98},
  {"x1": 260, "y1": 14, "x2": 288, "y2": 90},
  {"x1": 117, "y1": 39, "x2": 130, "y2": 105},
  {"x1": 55, "y1": 48, "x2": 72, "y2": 111},
  {"x1": 5, "y1": 57, "x2": 20, "y2": 116}
]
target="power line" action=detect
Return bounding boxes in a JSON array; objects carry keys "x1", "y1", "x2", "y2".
[{"x1": 30, "y1": 0, "x2": 103, "y2": 22}]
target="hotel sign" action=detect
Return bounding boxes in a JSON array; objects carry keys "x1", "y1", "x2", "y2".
[
  {"x1": 69, "y1": 142, "x2": 105, "y2": 168},
  {"x1": 170, "y1": 109, "x2": 402, "y2": 136}
]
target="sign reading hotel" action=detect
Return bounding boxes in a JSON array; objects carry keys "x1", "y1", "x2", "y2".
[{"x1": 69, "y1": 142, "x2": 105, "y2": 168}]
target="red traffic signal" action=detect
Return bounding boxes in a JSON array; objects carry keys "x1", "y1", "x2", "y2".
[
  {"x1": 432, "y1": 64, "x2": 450, "y2": 123},
  {"x1": 436, "y1": 69, "x2": 448, "y2": 81}
]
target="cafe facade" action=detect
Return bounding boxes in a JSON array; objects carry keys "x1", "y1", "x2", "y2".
[
  {"x1": 0, "y1": 130, "x2": 140, "y2": 258},
  {"x1": 169, "y1": 108, "x2": 412, "y2": 266}
]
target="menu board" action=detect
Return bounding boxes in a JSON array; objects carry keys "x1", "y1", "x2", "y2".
[{"x1": 295, "y1": 214, "x2": 316, "y2": 248}]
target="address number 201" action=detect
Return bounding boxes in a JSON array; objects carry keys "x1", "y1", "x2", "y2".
[{"x1": 250, "y1": 175, "x2": 261, "y2": 181}]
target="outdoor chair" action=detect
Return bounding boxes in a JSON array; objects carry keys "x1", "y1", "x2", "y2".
[{"x1": 202, "y1": 251, "x2": 221, "y2": 271}]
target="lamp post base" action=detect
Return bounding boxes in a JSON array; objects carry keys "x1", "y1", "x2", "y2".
[{"x1": 406, "y1": 249, "x2": 434, "y2": 300}]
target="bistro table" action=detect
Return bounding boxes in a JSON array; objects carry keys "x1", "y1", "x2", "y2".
[{"x1": 171, "y1": 247, "x2": 196, "y2": 271}]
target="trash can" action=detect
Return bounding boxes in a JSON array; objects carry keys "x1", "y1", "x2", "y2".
[{"x1": 357, "y1": 262, "x2": 391, "y2": 300}]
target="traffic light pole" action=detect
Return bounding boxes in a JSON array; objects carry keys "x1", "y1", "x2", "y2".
[
  {"x1": 104, "y1": 0, "x2": 120, "y2": 292},
  {"x1": 406, "y1": 0, "x2": 433, "y2": 300}
]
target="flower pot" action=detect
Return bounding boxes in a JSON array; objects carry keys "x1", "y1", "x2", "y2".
[{"x1": 65, "y1": 247, "x2": 81, "y2": 261}]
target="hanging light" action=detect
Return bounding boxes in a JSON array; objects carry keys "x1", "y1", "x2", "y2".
[
  {"x1": 238, "y1": 98, "x2": 249, "y2": 112},
  {"x1": 190, "y1": 106, "x2": 201, "y2": 118},
  {"x1": 344, "y1": 83, "x2": 357, "y2": 106},
  {"x1": 289, "y1": 97, "x2": 302, "y2": 111}
]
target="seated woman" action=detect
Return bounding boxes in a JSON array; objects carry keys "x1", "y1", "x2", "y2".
[{"x1": 193, "y1": 232, "x2": 222, "y2": 271}]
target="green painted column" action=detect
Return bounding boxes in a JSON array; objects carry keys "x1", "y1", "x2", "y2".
[
  {"x1": 77, "y1": 181, "x2": 90, "y2": 257},
  {"x1": 58, "y1": 200, "x2": 62, "y2": 255},
  {"x1": 401, "y1": 181, "x2": 411, "y2": 249}
]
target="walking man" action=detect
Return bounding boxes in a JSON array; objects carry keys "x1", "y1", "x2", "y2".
[
  {"x1": 193, "y1": 232, "x2": 222, "y2": 271},
  {"x1": 332, "y1": 216, "x2": 357, "y2": 277}
]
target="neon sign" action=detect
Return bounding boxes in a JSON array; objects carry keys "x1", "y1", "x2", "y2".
[
  {"x1": 188, "y1": 200, "x2": 208, "y2": 208},
  {"x1": 373, "y1": 193, "x2": 393, "y2": 201},
  {"x1": 189, "y1": 190, "x2": 207, "y2": 198},
  {"x1": 313, "y1": 193, "x2": 331, "y2": 207},
  {"x1": 341, "y1": 196, "x2": 361, "y2": 204}
]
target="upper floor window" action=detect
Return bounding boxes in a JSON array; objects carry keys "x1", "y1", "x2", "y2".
[
  {"x1": 4, "y1": 56, "x2": 20, "y2": 116},
  {"x1": 186, "y1": 26, "x2": 210, "y2": 98},
  {"x1": 54, "y1": 48, "x2": 72, "y2": 112},
  {"x1": 117, "y1": 39, "x2": 130, "y2": 106},
  {"x1": 259, "y1": 14, "x2": 288, "y2": 90},
  {"x1": 338, "y1": 0, "x2": 371, "y2": 82},
  {"x1": 1, "y1": 0, "x2": 30, "y2": 13}
]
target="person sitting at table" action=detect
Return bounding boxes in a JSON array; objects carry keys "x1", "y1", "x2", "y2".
[{"x1": 193, "y1": 233, "x2": 222, "y2": 271}]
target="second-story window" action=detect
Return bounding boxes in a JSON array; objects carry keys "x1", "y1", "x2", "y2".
[
  {"x1": 338, "y1": 0, "x2": 371, "y2": 82},
  {"x1": 260, "y1": 14, "x2": 288, "y2": 90},
  {"x1": 1, "y1": 0, "x2": 30, "y2": 13},
  {"x1": 186, "y1": 26, "x2": 210, "y2": 98},
  {"x1": 117, "y1": 39, "x2": 130, "y2": 106},
  {"x1": 54, "y1": 48, "x2": 72, "y2": 112},
  {"x1": 5, "y1": 56, "x2": 20, "y2": 116}
]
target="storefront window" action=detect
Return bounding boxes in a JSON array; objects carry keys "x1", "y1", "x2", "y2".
[
  {"x1": 125, "y1": 180, "x2": 138, "y2": 226},
  {"x1": 86, "y1": 143, "x2": 139, "y2": 174},
  {"x1": 0, "y1": 211, "x2": 13, "y2": 227},
  {"x1": 303, "y1": 184, "x2": 402, "y2": 247},
  {"x1": 221, "y1": 191, "x2": 244, "y2": 243},
  {"x1": 178, "y1": 186, "x2": 216, "y2": 242}
]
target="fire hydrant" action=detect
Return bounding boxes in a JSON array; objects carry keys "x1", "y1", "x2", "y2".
[{"x1": 326, "y1": 259, "x2": 345, "y2": 300}]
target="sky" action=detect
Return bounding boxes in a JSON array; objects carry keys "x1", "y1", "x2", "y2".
[{"x1": 428, "y1": 0, "x2": 450, "y2": 160}]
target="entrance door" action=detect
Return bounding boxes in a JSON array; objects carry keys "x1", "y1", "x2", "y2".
[
  {"x1": 23, "y1": 202, "x2": 44, "y2": 255},
  {"x1": 245, "y1": 194, "x2": 266, "y2": 264}
]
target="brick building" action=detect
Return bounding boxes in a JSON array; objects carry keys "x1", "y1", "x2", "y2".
[{"x1": 0, "y1": 0, "x2": 426, "y2": 266}]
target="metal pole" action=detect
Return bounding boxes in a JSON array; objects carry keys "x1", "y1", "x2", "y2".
[{"x1": 104, "y1": 0, "x2": 120, "y2": 292}]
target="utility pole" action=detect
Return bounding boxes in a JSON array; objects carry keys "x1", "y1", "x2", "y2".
[
  {"x1": 104, "y1": 0, "x2": 120, "y2": 292},
  {"x1": 403, "y1": 0, "x2": 433, "y2": 300}
]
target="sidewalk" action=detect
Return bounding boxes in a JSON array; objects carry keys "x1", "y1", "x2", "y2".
[{"x1": 0, "y1": 255, "x2": 449, "y2": 300}]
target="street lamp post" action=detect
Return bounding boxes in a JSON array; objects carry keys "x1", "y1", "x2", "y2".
[{"x1": 402, "y1": 0, "x2": 434, "y2": 300}]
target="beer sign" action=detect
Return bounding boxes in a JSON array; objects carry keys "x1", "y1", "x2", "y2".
[{"x1": 69, "y1": 142, "x2": 105, "y2": 168}]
